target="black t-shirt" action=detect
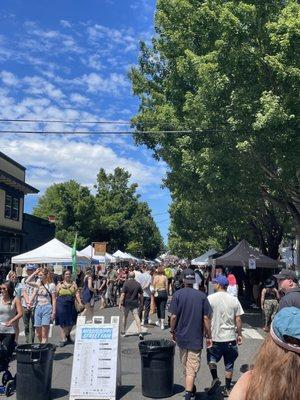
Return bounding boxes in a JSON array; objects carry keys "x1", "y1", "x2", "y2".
[
  {"x1": 122, "y1": 279, "x2": 143, "y2": 308},
  {"x1": 169, "y1": 287, "x2": 212, "y2": 350},
  {"x1": 278, "y1": 288, "x2": 300, "y2": 311}
]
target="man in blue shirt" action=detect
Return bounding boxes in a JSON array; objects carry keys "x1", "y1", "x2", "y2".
[{"x1": 169, "y1": 268, "x2": 212, "y2": 400}]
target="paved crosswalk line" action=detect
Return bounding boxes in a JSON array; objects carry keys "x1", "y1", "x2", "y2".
[{"x1": 242, "y1": 327, "x2": 264, "y2": 339}]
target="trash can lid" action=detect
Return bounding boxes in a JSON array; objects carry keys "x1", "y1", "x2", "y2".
[
  {"x1": 139, "y1": 339, "x2": 175, "y2": 351},
  {"x1": 16, "y1": 344, "x2": 55, "y2": 353}
]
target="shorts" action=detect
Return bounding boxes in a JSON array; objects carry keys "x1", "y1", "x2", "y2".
[
  {"x1": 179, "y1": 348, "x2": 201, "y2": 378},
  {"x1": 124, "y1": 307, "x2": 139, "y2": 318},
  {"x1": 34, "y1": 303, "x2": 52, "y2": 327},
  {"x1": 207, "y1": 340, "x2": 238, "y2": 372}
]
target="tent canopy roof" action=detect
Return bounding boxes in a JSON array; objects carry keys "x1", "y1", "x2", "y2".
[
  {"x1": 80, "y1": 245, "x2": 116, "y2": 263},
  {"x1": 191, "y1": 249, "x2": 218, "y2": 266},
  {"x1": 12, "y1": 238, "x2": 89, "y2": 265},
  {"x1": 214, "y1": 239, "x2": 284, "y2": 268}
]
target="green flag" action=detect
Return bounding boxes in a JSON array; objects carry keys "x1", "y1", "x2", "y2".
[{"x1": 72, "y1": 233, "x2": 77, "y2": 277}]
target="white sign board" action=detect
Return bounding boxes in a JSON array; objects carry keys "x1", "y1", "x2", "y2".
[
  {"x1": 248, "y1": 257, "x2": 256, "y2": 270},
  {"x1": 69, "y1": 316, "x2": 121, "y2": 400}
]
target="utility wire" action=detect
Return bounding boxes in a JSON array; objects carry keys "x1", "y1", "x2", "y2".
[
  {"x1": 0, "y1": 118, "x2": 131, "y2": 125},
  {"x1": 0, "y1": 129, "x2": 193, "y2": 135}
]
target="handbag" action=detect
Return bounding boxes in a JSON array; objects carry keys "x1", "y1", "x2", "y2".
[{"x1": 75, "y1": 298, "x2": 85, "y2": 313}]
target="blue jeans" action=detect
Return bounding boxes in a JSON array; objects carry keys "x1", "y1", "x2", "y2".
[
  {"x1": 207, "y1": 340, "x2": 238, "y2": 372},
  {"x1": 34, "y1": 303, "x2": 52, "y2": 327}
]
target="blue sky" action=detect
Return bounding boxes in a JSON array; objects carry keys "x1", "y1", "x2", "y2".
[{"x1": 0, "y1": 0, "x2": 171, "y2": 243}]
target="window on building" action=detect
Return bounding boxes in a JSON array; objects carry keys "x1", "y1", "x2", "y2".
[
  {"x1": 10, "y1": 237, "x2": 20, "y2": 253},
  {"x1": 0, "y1": 237, "x2": 20, "y2": 253},
  {"x1": 4, "y1": 193, "x2": 20, "y2": 221}
]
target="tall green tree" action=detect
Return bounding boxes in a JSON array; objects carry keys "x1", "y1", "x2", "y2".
[
  {"x1": 93, "y1": 168, "x2": 163, "y2": 258},
  {"x1": 33, "y1": 180, "x2": 95, "y2": 248},
  {"x1": 130, "y1": 0, "x2": 299, "y2": 258}
]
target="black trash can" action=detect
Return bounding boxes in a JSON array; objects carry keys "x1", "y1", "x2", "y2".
[
  {"x1": 16, "y1": 344, "x2": 55, "y2": 400},
  {"x1": 139, "y1": 339, "x2": 175, "y2": 398}
]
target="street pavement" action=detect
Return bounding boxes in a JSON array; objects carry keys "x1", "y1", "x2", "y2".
[{"x1": 8, "y1": 305, "x2": 266, "y2": 400}]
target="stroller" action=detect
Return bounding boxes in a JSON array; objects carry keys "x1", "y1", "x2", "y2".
[{"x1": 0, "y1": 342, "x2": 16, "y2": 396}]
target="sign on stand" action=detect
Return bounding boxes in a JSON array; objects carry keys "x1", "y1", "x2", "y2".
[{"x1": 69, "y1": 315, "x2": 121, "y2": 400}]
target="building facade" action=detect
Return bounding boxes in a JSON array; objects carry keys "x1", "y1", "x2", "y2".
[{"x1": 0, "y1": 151, "x2": 39, "y2": 266}]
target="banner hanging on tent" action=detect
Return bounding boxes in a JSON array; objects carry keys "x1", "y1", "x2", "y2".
[
  {"x1": 248, "y1": 257, "x2": 256, "y2": 269},
  {"x1": 93, "y1": 242, "x2": 107, "y2": 256}
]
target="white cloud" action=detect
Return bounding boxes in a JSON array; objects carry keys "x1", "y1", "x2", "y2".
[
  {"x1": 60, "y1": 20, "x2": 72, "y2": 28},
  {"x1": 75, "y1": 72, "x2": 129, "y2": 94},
  {"x1": 70, "y1": 93, "x2": 90, "y2": 105},
  {"x1": 0, "y1": 134, "x2": 165, "y2": 193},
  {"x1": 0, "y1": 71, "x2": 18, "y2": 86}
]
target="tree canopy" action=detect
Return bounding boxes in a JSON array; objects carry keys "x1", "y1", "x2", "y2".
[
  {"x1": 130, "y1": 0, "x2": 299, "y2": 258},
  {"x1": 33, "y1": 168, "x2": 163, "y2": 259}
]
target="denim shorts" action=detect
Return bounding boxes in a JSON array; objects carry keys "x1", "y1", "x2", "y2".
[
  {"x1": 207, "y1": 340, "x2": 238, "y2": 372},
  {"x1": 34, "y1": 303, "x2": 52, "y2": 327}
]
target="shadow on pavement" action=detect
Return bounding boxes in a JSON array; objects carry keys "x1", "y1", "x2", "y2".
[
  {"x1": 54, "y1": 352, "x2": 73, "y2": 361},
  {"x1": 242, "y1": 310, "x2": 264, "y2": 329},
  {"x1": 117, "y1": 385, "x2": 135, "y2": 399},
  {"x1": 173, "y1": 384, "x2": 185, "y2": 394},
  {"x1": 51, "y1": 388, "x2": 69, "y2": 399}
]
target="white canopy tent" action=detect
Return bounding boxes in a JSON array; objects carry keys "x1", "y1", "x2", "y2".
[
  {"x1": 11, "y1": 238, "x2": 90, "y2": 266},
  {"x1": 81, "y1": 245, "x2": 116, "y2": 264},
  {"x1": 112, "y1": 250, "x2": 130, "y2": 260},
  {"x1": 191, "y1": 249, "x2": 218, "y2": 266}
]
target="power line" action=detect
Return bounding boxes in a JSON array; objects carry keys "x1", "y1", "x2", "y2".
[
  {"x1": 0, "y1": 129, "x2": 193, "y2": 135},
  {"x1": 0, "y1": 118, "x2": 131, "y2": 125},
  {"x1": 152, "y1": 211, "x2": 169, "y2": 216}
]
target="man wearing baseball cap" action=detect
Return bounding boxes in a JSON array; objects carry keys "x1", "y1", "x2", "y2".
[
  {"x1": 206, "y1": 275, "x2": 244, "y2": 397},
  {"x1": 169, "y1": 268, "x2": 212, "y2": 400},
  {"x1": 273, "y1": 269, "x2": 300, "y2": 311}
]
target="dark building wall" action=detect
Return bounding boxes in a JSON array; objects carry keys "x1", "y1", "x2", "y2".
[{"x1": 22, "y1": 213, "x2": 55, "y2": 252}]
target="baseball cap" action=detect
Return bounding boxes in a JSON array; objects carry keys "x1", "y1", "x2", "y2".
[
  {"x1": 273, "y1": 269, "x2": 297, "y2": 282},
  {"x1": 26, "y1": 264, "x2": 37, "y2": 270},
  {"x1": 270, "y1": 307, "x2": 300, "y2": 354},
  {"x1": 182, "y1": 268, "x2": 196, "y2": 284},
  {"x1": 212, "y1": 275, "x2": 229, "y2": 287}
]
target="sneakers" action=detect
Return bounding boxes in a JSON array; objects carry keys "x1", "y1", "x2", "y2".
[
  {"x1": 221, "y1": 387, "x2": 231, "y2": 397},
  {"x1": 155, "y1": 321, "x2": 160, "y2": 327},
  {"x1": 141, "y1": 321, "x2": 144, "y2": 326},
  {"x1": 139, "y1": 334, "x2": 144, "y2": 341},
  {"x1": 207, "y1": 378, "x2": 221, "y2": 395},
  {"x1": 183, "y1": 386, "x2": 196, "y2": 400},
  {"x1": 161, "y1": 323, "x2": 165, "y2": 330}
]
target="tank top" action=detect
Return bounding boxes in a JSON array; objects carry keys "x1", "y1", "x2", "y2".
[
  {"x1": 58, "y1": 283, "x2": 76, "y2": 297},
  {"x1": 0, "y1": 296, "x2": 16, "y2": 334},
  {"x1": 155, "y1": 276, "x2": 167, "y2": 291},
  {"x1": 265, "y1": 288, "x2": 277, "y2": 300}
]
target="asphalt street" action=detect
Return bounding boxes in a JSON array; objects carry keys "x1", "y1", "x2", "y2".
[{"x1": 8, "y1": 305, "x2": 266, "y2": 400}]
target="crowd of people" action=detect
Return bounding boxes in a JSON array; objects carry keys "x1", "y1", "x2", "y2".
[{"x1": 0, "y1": 260, "x2": 299, "y2": 399}]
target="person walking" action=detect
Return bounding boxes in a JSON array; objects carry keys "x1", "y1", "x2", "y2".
[
  {"x1": 273, "y1": 269, "x2": 300, "y2": 310},
  {"x1": 229, "y1": 307, "x2": 300, "y2": 400},
  {"x1": 21, "y1": 264, "x2": 38, "y2": 344},
  {"x1": 261, "y1": 278, "x2": 279, "y2": 332},
  {"x1": 136, "y1": 264, "x2": 152, "y2": 325},
  {"x1": 56, "y1": 269, "x2": 83, "y2": 347},
  {"x1": 0, "y1": 281, "x2": 22, "y2": 361},
  {"x1": 227, "y1": 273, "x2": 238, "y2": 298},
  {"x1": 119, "y1": 272, "x2": 143, "y2": 340},
  {"x1": 82, "y1": 268, "x2": 97, "y2": 322},
  {"x1": 207, "y1": 275, "x2": 244, "y2": 397},
  {"x1": 169, "y1": 268, "x2": 212, "y2": 400},
  {"x1": 107, "y1": 265, "x2": 118, "y2": 307},
  {"x1": 7, "y1": 271, "x2": 22, "y2": 343},
  {"x1": 25, "y1": 267, "x2": 56, "y2": 343},
  {"x1": 153, "y1": 265, "x2": 169, "y2": 329}
]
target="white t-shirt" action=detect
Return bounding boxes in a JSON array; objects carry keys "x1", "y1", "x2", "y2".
[
  {"x1": 135, "y1": 272, "x2": 152, "y2": 297},
  {"x1": 208, "y1": 291, "x2": 244, "y2": 342},
  {"x1": 193, "y1": 272, "x2": 201, "y2": 290},
  {"x1": 227, "y1": 285, "x2": 238, "y2": 297}
]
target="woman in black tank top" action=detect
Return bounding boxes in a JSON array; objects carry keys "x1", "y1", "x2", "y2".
[{"x1": 261, "y1": 279, "x2": 279, "y2": 332}]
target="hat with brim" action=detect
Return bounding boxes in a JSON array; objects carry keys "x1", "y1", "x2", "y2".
[
  {"x1": 26, "y1": 264, "x2": 37, "y2": 270},
  {"x1": 273, "y1": 269, "x2": 297, "y2": 282},
  {"x1": 264, "y1": 278, "x2": 275, "y2": 288},
  {"x1": 270, "y1": 307, "x2": 300, "y2": 354},
  {"x1": 212, "y1": 275, "x2": 229, "y2": 287},
  {"x1": 182, "y1": 268, "x2": 196, "y2": 284}
]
